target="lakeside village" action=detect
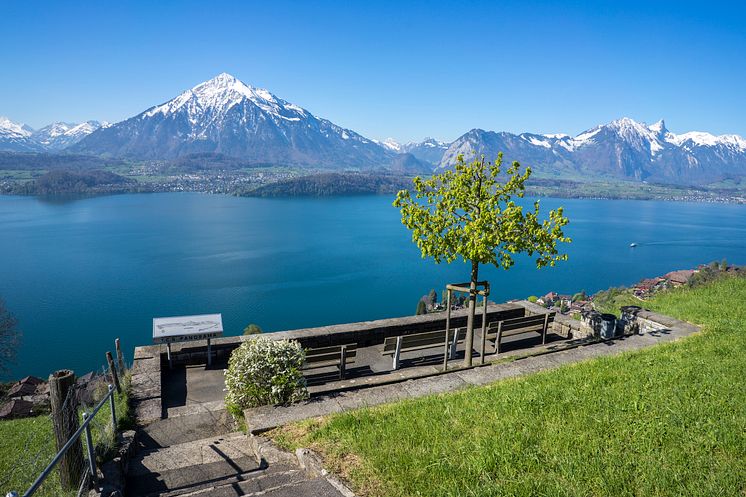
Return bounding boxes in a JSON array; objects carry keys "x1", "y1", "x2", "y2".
[{"x1": 2, "y1": 260, "x2": 738, "y2": 423}]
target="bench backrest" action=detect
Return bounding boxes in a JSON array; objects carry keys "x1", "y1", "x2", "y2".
[
  {"x1": 383, "y1": 327, "x2": 467, "y2": 354},
  {"x1": 303, "y1": 344, "x2": 357, "y2": 368},
  {"x1": 486, "y1": 312, "x2": 556, "y2": 337}
]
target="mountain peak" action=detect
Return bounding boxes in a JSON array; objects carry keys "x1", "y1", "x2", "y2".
[
  {"x1": 73, "y1": 74, "x2": 390, "y2": 166},
  {"x1": 208, "y1": 72, "x2": 239, "y2": 85},
  {"x1": 0, "y1": 116, "x2": 34, "y2": 137},
  {"x1": 649, "y1": 119, "x2": 667, "y2": 138}
]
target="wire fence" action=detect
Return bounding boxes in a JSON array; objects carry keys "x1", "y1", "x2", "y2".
[{"x1": 1, "y1": 342, "x2": 130, "y2": 497}]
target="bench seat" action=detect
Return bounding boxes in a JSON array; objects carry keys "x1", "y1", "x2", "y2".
[
  {"x1": 303, "y1": 344, "x2": 357, "y2": 380},
  {"x1": 486, "y1": 312, "x2": 555, "y2": 354},
  {"x1": 383, "y1": 327, "x2": 466, "y2": 370}
]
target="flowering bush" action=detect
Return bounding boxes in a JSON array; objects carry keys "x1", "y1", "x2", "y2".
[{"x1": 224, "y1": 336, "x2": 308, "y2": 413}]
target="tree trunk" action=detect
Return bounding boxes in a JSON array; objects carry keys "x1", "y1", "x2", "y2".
[{"x1": 463, "y1": 260, "x2": 479, "y2": 367}]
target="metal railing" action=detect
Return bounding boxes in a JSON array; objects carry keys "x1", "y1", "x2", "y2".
[{"x1": 6, "y1": 384, "x2": 117, "y2": 497}]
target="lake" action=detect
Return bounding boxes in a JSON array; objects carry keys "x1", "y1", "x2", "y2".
[{"x1": 1, "y1": 193, "x2": 745, "y2": 380}]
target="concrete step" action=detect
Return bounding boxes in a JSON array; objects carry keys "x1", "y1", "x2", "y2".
[
  {"x1": 137, "y1": 409, "x2": 236, "y2": 450},
  {"x1": 173, "y1": 467, "x2": 310, "y2": 497},
  {"x1": 130, "y1": 432, "x2": 253, "y2": 475},
  {"x1": 127, "y1": 432, "x2": 262, "y2": 496},
  {"x1": 179, "y1": 475, "x2": 346, "y2": 497},
  {"x1": 127, "y1": 455, "x2": 260, "y2": 497}
]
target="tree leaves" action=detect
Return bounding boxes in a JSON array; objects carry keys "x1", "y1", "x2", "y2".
[{"x1": 393, "y1": 153, "x2": 571, "y2": 271}]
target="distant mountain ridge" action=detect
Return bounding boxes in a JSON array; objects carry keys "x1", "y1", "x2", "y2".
[
  {"x1": 0, "y1": 117, "x2": 106, "y2": 152},
  {"x1": 439, "y1": 118, "x2": 746, "y2": 185},
  {"x1": 3, "y1": 73, "x2": 746, "y2": 186}
]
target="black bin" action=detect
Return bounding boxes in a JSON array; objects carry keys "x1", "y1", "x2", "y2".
[{"x1": 600, "y1": 313, "x2": 617, "y2": 340}]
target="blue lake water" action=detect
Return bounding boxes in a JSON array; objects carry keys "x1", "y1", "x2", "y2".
[{"x1": 1, "y1": 192, "x2": 745, "y2": 380}]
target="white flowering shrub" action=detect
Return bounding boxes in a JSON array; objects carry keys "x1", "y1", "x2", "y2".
[{"x1": 224, "y1": 336, "x2": 308, "y2": 413}]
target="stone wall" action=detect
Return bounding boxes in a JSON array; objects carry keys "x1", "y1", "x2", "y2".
[{"x1": 134, "y1": 303, "x2": 526, "y2": 368}]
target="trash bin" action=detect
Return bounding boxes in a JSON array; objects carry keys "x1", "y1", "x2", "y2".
[
  {"x1": 600, "y1": 313, "x2": 617, "y2": 340},
  {"x1": 581, "y1": 309, "x2": 601, "y2": 337},
  {"x1": 619, "y1": 305, "x2": 642, "y2": 335}
]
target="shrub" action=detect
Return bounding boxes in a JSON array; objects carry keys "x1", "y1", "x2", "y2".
[
  {"x1": 243, "y1": 323, "x2": 263, "y2": 335},
  {"x1": 416, "y1": 300, "x2": 427, "y2": 315},
  {"x1": 225, "y1": 337, "x2": 308, "y2": 413},
  {"x1": 527, "y1": 295, "x2": 538, "y2": 303}
]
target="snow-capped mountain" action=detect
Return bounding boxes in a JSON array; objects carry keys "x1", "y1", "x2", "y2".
[
  {"x1": 439, "y1": 118, "x2": 746, "y2": 184},
  {"x1": 399, "y1": 138, "x2": 450, "y2": 166},
  {"x1": 32, "y1": 121, "x2": 107, "y2": 151},
  {"x1": 376, "y1": 137, "x2": 450, "y2": 166},
  {"x1": 379, "y1": 138, "x2": 402, "y2": 152},
  {"x1": 71, "y1": 73, "x2": 394, "y2": 168},
  {"x1": 0, "y1": 116, "x2": 40, "y2": 152}
]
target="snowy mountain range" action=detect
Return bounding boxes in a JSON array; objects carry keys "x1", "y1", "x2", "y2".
[
  {"x1": 439, "y1": 118, "x2": 746, "y2": 184},
  {"x1": 3, "y1": 73, "x2": 746, "y2": 185},
  {"x1": 0, "y1": 117, "x2": 106, "y2": 152},
  {"x1": 70, "y1": 73, "x2": 394, "y2": 168}
]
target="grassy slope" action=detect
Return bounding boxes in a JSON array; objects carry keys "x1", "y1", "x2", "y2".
[
  {"x1": 0, "y1": 374, "x2": 133, "y2": 496},
  {"x1": 274, "y1": 277, "x2": 746, "y2": 496}
]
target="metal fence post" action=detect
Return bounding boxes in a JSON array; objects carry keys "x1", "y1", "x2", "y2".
[
  {"x1": 108, "y1": 384, "x2": 117, "y2": 430},
  {"x1": 82, "y1": 413, "x2": 97, "y2": 483}
]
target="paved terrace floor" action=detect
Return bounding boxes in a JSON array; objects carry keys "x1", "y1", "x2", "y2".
[{"x1": 158, "y1": 325, "x2": 571, "y2": 419}]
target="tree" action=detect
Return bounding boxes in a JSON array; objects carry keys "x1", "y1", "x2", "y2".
[
  {"x1": 572, "y1": 290, "x2": 587, "y2": 302},
  {"x1": 394, "y1": 153, "x2": 570, "y2": 366},
  {"x1": 427, "y1": 289, "x2": 438, "y2": 306},
  {"x1": 527, "y1": 295, "x2": 538, "y2": 303},
  {"x1": 243, "y1": 323, "x2": 263, "y2": 335},
  {"x1": 0, "y1": 298, "x2": 20, "y2": 374},
  {"x1": 416, "y1": 299, "x2": 428, "y2": 315}
]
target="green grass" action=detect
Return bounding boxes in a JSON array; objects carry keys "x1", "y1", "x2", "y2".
[
  {"x1": 0, "y1": 373, "x2": 133, "y2": 496},
  {"x1": 592, "y1": 286, "x2": 643, "y2": 316},
  {"x1": 274, "y1": 276, "x2": 746, "y2": 496}
]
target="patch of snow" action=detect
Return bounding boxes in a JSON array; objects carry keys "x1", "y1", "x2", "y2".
[
  {"x1": 574, "y1": 127, "x2": 602, "y2": 143},
  {"x1": 381, "y1": 138, "x2": 401, "y2": 151},
  {"x1": 666, "y1": 130, "x2": 745, "y2": 149},
  {"x1": 524, "y1": 135, "x2": 551, "y2": 148}
]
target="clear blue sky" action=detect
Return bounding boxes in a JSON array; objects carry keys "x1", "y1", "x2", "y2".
[{"x1": 1, "y1": 0, "x2": 744, "y2": 143}]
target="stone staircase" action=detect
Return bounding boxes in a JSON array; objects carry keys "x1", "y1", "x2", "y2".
[{"x1": 126, "y1": 411, "x2": 346, "y2": 497}]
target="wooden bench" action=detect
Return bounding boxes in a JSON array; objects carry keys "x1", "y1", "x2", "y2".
[
  {"x1": 382, "y1": 327, "x2": 467, "y2": 370},
  {"x1": 303, "y1": 344, "x2": 357, "y2": 380},
  {"x1": 486, "y1": 312, "x2": 555, "y2": 354}
]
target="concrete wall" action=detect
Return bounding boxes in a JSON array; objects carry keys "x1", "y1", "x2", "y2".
[{"x1": 135, "y1": 303, "x2": 526, "y2": 367}]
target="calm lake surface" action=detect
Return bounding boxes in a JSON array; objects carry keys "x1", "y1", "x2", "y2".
[{"x1": 2, "y1": 193, "x2": 745, "y2": 380}]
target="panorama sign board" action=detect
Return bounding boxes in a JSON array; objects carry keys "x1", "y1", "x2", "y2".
[{"x1": 152, "y1": 313, "x2": 224, "y2": 344}]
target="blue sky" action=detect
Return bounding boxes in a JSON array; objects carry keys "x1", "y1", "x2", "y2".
[{"x1": 1, "y1": 0, "x2": 744, "y2": 143}]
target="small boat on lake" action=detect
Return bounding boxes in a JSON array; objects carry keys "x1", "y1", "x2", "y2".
[{"x1": 630, "y1": 243, "x2": 637, "y2": 248}]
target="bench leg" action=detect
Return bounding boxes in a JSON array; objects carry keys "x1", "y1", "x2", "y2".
[
  {"x1": 496, "y1": 322, "x2": 503, "y2": 355},
  {"x1": 339, "y1": 346, "x2": 347, "y2": 380},
  {"x1": 393, "y1": 336, "x2": 402, "y2": 370},
  {"x1": 449, "y1": 331, "x2": 458, "y2": 359},
  {"x1": 542, "y1": 313, "x2": 549, "y2": 345}
]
